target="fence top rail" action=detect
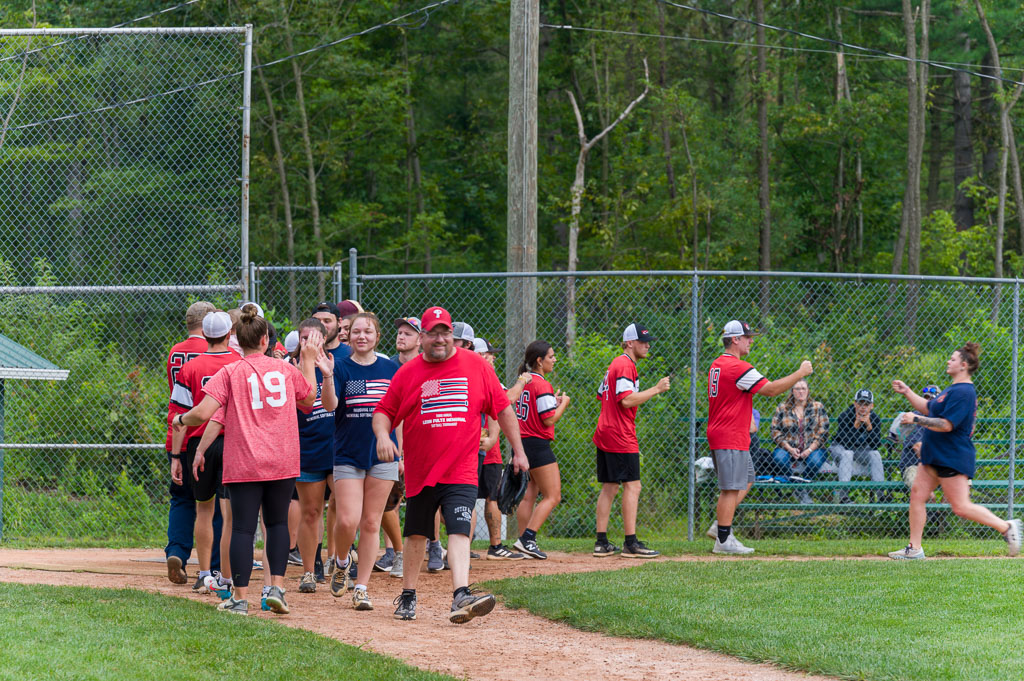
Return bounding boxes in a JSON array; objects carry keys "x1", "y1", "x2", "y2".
[
  {"x1": 0, "y1": 27, "x2": 247, "y2": 36},
  {"x1": 358, "y1": 269, "x2": 1018, "y2": 285},
  {"x1": 255, "y1": 265, "x2": 340, "y2": 273},
  {"x1": 0, "y1": 285, "x2": 243, "y2": 295}
]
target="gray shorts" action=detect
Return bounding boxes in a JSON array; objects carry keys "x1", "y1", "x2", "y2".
[
  {"x1": 711, "y1": 449, "x2": 755, "y2": 490},
  {"x1": 333, "y1": 461, "x2": 400, "y2": 482}
]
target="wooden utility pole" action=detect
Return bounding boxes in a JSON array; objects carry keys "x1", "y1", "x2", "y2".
[{"x1": 506, "y1": 0, "x2": 538, "y2": 386}]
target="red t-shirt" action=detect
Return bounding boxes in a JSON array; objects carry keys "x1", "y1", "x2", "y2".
[
  {"x1": 168, "y1": 351, "x2": 240, "y2": 444},
  {"x1": 706, "y1": 353, "x2": 768, "y2": 451},
  {"x1": 516, "y1": 372, "x2": 558, "y2": 440},
  {"x1": 592, "y1": 354, "x2": 640, "y2": 453},
  {"x1": 164, "y1": 335, "x2": 207, "y2": 450},
  {"x1": 374, "y1": 347, "x2": 510, "y2": 497},
  {"x1": 202, "y1": 353, "x2": 313, "y2": 483}
]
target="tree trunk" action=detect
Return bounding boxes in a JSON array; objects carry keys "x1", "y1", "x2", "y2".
[
  {"x1": 565, "y1": 59, "x2": 650, "y2": 358},
  {"x1": 755, "y1": 0, "x2": 771, "y2": 315},
  {"x1": 952, "y1": 23, "x2": 974, "y2": 231},
  {"x1": 283, "y1": 10, "x2": 325, "y2": 300},
  {"x1": 926, "y1": 92, "x2": 943, "y2": 214},
  {"x1": 657, "y1": 4, "x2": 677, "y2": 205},
  {"x1": 257, "y1": 62, "x2": 297, "y2": 322},
  {"x1": 678, "y1": 111, "x2": 699, "y2": 269},
  {"x1": 403, "y1": 34, "x2": 428, "y2": 274}
]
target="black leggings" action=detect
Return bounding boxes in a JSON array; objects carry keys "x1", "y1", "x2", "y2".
[{"x1": 227, "y1": 478, "x2": 295, "y2": 588}]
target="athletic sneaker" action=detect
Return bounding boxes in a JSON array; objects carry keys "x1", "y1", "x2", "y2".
[
  {"x1": 166, "y1": 555, "x2": 187, "y2": 585},
  {"x1": 1003, "y1": 518, "x2": 1022, "y2": 557},
  {"x1": 352, "y1": 587, "x2": 373, "y2": 611},
  {"x1": 208, "y1": 571, "x2": 232, "y2": 600},
  {"x1": 330, "y1": 561, "x2": 353, "y2": 597},
  {"x1": 192, "y1": 574, "x2": 211, "y2": 594},
  {"x1": 513, "y1": 537, "x2": 547, "y2": 560},
  {"x1": 326, "y1": 555, "x2": 337, "y2": 579},
  {"x1": 712, "y1": 535, "x2": 754, "y2": 555},
  {"x1": 217, "y1": 597, "x2": 248, "y2": 616},
  {"x1": 287, "y1": 548, "x2": 303, "y2": 566},
  {"x1": 374, "y1": 548, "x2": 395, "y2": 572},
  {"x1": 621, "y1": 540, "x2": 660, "y2": 558},
  {"x1": 705, "y1": 520, "x2": 718, "y2": 539},
  {"x1": 449, "y1": 587, "x2": 496, "y2": 624},
  {"x1": 299, "y1": 572, "x2": 317, "y2": 593},
  {"x1": 260, "y1": 585, "x2": 272, "y2": 611},
  {"x1": 888, "y1": 544, "x2": 926, "y2": 560},
  {"x1": 469, "y1": 551, "x2": 481, "y2": 559},
  {"x1": 427, "y1": 542, "x2": 446, "y2": 573},
  {"x1": 348, "y1": 545, "x2": 359, "y2": 565},
  {"x1": 314, "y1": 558, "x2": 326, "y2": 584},
  {"x1": 252, "y1": 560, "x2": 263, "y2": 570},
  {"x1": 264, "y1": 585, "x2": 289, "y2": 614},
  {"x1": 593, "y1": 540, "x2": 620, "y2": 557},
  {"x1": 390, "y1": 552, "x2": 404, "y2": 578},
  {"x1": 486, "y1": 544, "x2": 525, "y2": 560},
  {"x1": 393, "y1": 591, "x2": 417, "y2": 620},
  {"x1": 347, "y1": 559, "x2": 358, "y2": 588}
]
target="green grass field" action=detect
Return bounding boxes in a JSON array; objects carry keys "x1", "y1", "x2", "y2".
[
  {"x1": 0, "y1": 584, "x2": 454, "y2": 681},
  {"x1": 488, "y1": 559, "x2": 1024, "y2": 681}
]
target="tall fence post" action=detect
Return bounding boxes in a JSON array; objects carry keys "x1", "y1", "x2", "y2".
[
  {"x1": 687, "y1": 273, "x2": 700, "y2": 541},
  {"x1": 0, "y1": 379, "x2": 5, "y2": 542},
  {"x1": 349, "y1": 248, "x2": 359, "y2": 302},
  {"x1": 332, "y1": 262, "x2": 344, "y2": 303},
  {"x1": 239, "y1": 24, "x2": 253, "y2": 293},
  {"x1": 247, "y1": 262, "x2": 257, "y2": 302},
  {"x1": 1011, "y1": 280, "x2": 1019, "y2": 519}
]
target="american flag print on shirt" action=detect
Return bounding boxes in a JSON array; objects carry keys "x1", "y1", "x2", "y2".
[
  {"x1": 345, "y1": 379, "x2": 391, "y2": 406},
  {"x1": 420, "y1": 377, "x2": 470, "y2": 413}
]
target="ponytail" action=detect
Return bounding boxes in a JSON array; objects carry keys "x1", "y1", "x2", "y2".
[{"x1": 520, "y1": 340, "x2": 552, "y2": 375}]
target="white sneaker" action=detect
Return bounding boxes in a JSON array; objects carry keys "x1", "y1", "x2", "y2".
[
  {"x1": 705, "y1": 520, "x2": 718, "y2": 539},
  {"x1": 1004, "y1": 518, "x2": 1022, "y2": 557},
  {"x1": 888, "y1": 544, "x2": 925, "y2": 560},
  {"x1": 712, "y1": 535, "x2": 754, "y2": 555}
]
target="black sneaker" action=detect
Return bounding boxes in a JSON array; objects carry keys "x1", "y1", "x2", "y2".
[
  {"x1": 449, "y1": 587, "x2": 496, "y2": 624},
  {"x1": 191, "y1": 574, "x2": 210, "y2": 594},
  {"x1": 622, "y1": 540, "x2": 660, "y2": 559},
  {"x1": 393, "y1": 591, "x2": 417, "y2": 620},
  {"x1": 347, "y1": 558, "x2": 358, "y2": 588},
  {"x1": 486, "y1": 544, "x2": 525, "y2": 560},
  {"x1": 287, "y1": 548, "x2": 303, "y2": 566},
  {"x1": 314, "y1": 556, "x2": 326, "y2": 583},
  {"x1": 593, "y1": 540, "x2": 620, "y2": 557},
  {"x1": 513, "y1": 537, "x2": 547, "y2": 560}
]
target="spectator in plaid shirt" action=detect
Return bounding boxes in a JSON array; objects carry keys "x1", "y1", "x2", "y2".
[{"x1": 770, "y1": 379, "x2": 830, "y2": 503}]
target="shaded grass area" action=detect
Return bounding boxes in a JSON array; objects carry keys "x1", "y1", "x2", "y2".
[
  {"x1": 0, "y1": 583, "x2": 455, "y2": 681},
  {"x1": 487, "y1": 559, "x2": 1024, "y2": 681}
]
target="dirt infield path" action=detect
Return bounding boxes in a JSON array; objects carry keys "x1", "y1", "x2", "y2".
[{"x1": 0, "y1": 548, "x2": 836, "y2": 681}]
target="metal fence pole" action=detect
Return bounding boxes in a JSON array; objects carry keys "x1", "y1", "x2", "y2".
[
  {"x1": 1011, "y1": 280, "x2": 1019, "y2": 519},
  {"x1": 687, "y1": 273, "x2": 699, "y2": 541},
  {"x1": 239, "y1": 24, "x2": 253, "y2": 292},
  {"x1": 332, "y1": 262, "x2": 343, "y2": 303},
  {"x1": 0, "y1": 379, "x2": 5, "y2": 542},
  {"x1": 349, "y1": 248, "x2": 359, "y2": 302},
  {"x1": 248, "y1": 262, "x2": 257, "y2": 302}
]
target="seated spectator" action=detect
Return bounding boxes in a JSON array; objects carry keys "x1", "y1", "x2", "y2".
[
  {"x1": 830, "y1": 388, "x2": 883, "y2": 503},
  {"x1": 770, "y1": 379, "x2": 829, "y2": 504},
  {"x1": 887, "y1": 384, "x2": 940, "y2": 488}
]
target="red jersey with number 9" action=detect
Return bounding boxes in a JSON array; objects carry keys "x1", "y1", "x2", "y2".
[
  {"x1": 592, "y1": 354, "x2": 640, "y2": 453},
  {"x1": 202, "y1": 354, "x2": 313, "y2": 483},
  {"x1": 706, "y1": 353, "x2": 767, "y2": 451}
]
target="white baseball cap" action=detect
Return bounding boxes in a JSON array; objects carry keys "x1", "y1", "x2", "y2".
[
  {"x1": 721, "y1": 320, "x2": 760, "y2": 338},
  {"x1": 202, "y1": 311, "x2": 232, "y2": 338},
  {"x1": 284, "y1": 330, "x2": 300, "y2": 353},
  {"x1": 239, "y1": 301, "x2": 265, "y2": 318}
]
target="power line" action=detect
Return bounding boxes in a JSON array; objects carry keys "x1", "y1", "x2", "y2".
[
  {"x1": 540, "y1": 23, "x2": 1024, "y2": 73},
  {"x1": 0, "y1": 0, "x2": 201, "y2": 65},
  {"x1": 2, "y1": 0, "x2": 459, "y2": 134},
  {"x1": 655, "y1": 0, "x2": 1024, "y2": 88}
]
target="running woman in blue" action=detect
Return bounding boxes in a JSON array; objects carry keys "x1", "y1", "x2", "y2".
[
  {"x1": 889, "y1": 343, "x2": 1021, "y2": 559},
  {"x1": 329, "y1": 312, "x2": 400, "y2": 610}
]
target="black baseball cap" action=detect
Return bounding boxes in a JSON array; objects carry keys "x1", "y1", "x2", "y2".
[
  {"x1": 623, "y1": 323, "x2": 655, "y2": 343},
  {"x1": 312, "y1": 301, "x2": 340, "y2": 318},
  {"x1": 854, "y1": 388, "x2": 874, "y2": 404}
]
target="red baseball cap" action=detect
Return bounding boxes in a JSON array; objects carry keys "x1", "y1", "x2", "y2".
[{"x1": 420, "y1": 306, "x2": 453, "y2": 332}]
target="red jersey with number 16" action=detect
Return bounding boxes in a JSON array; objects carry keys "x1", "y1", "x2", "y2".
[
  {"x1": 516, "y1": 372, "x2": 558, "y2": 441},
  {"x1": 163, "y1": 335, "x2": 207, "y2": 450},
  {"x1": 592, "y1": 354, "x2": 640, "y2": 453},
  {"x1": 706, "y1": 353, "x2": 768, "y2": 451}
]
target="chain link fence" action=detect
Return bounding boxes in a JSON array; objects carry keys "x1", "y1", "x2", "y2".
[
  {"x1": 360, "y1": 270, "x2": 1021, "y2": 542},
  {"x1": 0, "y1": 27, "x2": 248, "y2": 545}
]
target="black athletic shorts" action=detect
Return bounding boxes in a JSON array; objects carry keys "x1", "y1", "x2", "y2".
[
  {"x1": 477, "y1": 458, "x2": 502, "y2": 500},
  {"x1": 185, "y1": 435, "x2": 225, "y2": 502},
  {"x1": 931, "y1": 464, "x2": 963, "y2": 478},
  {"x1": 404, "y1": 483, "x2": 476, "y2": 540},
  {"x1": 595, "y1": 447, "x2": 640, "y2": 483},
  {"x1": 522, "y1": 436, "x2": 557, "y2": 469}
]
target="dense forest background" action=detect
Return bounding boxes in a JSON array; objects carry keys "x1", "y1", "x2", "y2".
[{"x1": 4, "y1": 0, "x2": 1024, "y2": 280}]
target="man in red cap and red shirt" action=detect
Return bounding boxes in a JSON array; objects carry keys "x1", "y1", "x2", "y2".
[{"x1": 373, "y1": 306, "x2": 529, "y2": 623}]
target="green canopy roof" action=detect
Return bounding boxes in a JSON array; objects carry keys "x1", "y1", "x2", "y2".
[{"x1": 0, "y1": 334, "x2": 68, "y2": 381}]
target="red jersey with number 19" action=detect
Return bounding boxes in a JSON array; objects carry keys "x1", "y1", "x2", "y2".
[
  {"x1": 164, "y1": 335, "x2": 207, "y2": 451},
  {"x1": 706, "y1": 353, "x2": 768, "y2": 451},
  {"x1": 592, "y1": 354, "x2": 640, "y2": 453}
]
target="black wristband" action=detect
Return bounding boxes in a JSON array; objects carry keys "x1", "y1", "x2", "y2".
[
  {"x1": 913, "y1": 415, "x2": 921, "y2": 424},
  {"x1": 168, "y1": 452, "x2": 182, "y2": 461}
]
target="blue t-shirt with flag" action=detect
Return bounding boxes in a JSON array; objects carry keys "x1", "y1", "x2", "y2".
[
  {"x1": 333, "y1": 355, "x2": 399, "y2": 469},
  {"x1": 298, "y1": 366, "x2": 334, "y2": 473}
]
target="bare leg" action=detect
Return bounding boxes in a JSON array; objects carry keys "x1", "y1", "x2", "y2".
[
  {"x1": 194, "y1": 498, "x2": 216, "y2": 572},
  {"x1": 621, "y1": 480, "x2": 642, "y2": 536},
  {"x1": 485, "y1": 500, "x2": 502, "y2": 546},
  {"x1": 596, "y1": 483, "x2": 620, "y2": 533},
  {"x1": 381, "y1": 508, "x2": 403, "y2": 553},
  {"x1": 326, "y1": 493, "x2": 337, "y2": 560},
  {"x1": 403, "y1": 535, "x2": 427, "y2": 590},
  {"x1": 524, "y1": 463, "x2": 561, "y2": 532},
  {"x1": 296, "y1": 480, "x2": 327, "y2": 574},
  {"x1": 332, "y1": 478, "x2": 365, "y2": 566},
  {"x1": 446, "y1": 533, "x2": 471, "y2": 591},
  {"x1": 940, "y1": 473, "x2": 1012, "y2": 533},
  {"x1": 218, "y1": 497, "x2": 232, "y2": 579},
  {"x1": 288, "y1": 498, "x2": 300, "y2": 550},
  {"x1": 355, "y1": 476, "x2": 394, "y2": 587},
  {"x1": 716, "y1": 482, "x2": 754, "y2": 527},
  {"x1": 516, "y1": 480, "x2": 538, "y2": 535},
  {"x1": 908, "y1": 465, "x2": 940, "y2": 548}
]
